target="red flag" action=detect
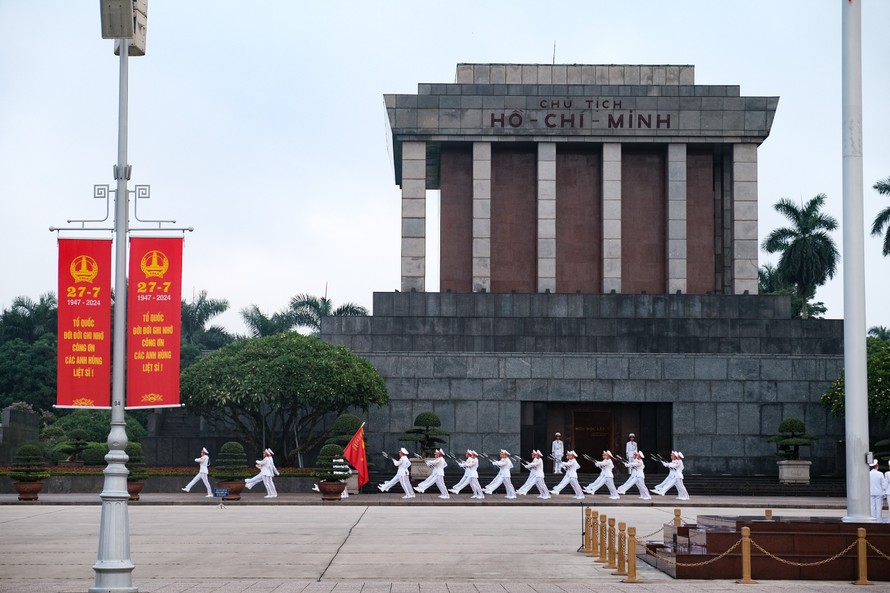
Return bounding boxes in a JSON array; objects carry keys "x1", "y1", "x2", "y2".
[{"x1": 342, "y1": 424, "x2": 368, "y2": 487}]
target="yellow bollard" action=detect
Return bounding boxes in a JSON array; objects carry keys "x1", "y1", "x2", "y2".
[
  {"x1": 584, "y1": 508, "x2": 592, "y2": 552},
  {"x1": 607, "y1": 517, "x2": 617, "y2": 568},
  {"x1": 612, "y1": 521, "x2": 627, "y2": 576},
  {"x1": 737, "y1": 526, "x2": 758, "y2": 584},
  {"x1": 598, "y1": 514, "x2": 608, "y2": 562},
  {"x1": 765, "y1": 508, "x2": 772, "y2": 520},
  {"x1": 589, "y1": 510, "x2": 599, "y2": 557},
  {"x1": 854, "y1": 527, "x2": 871, "y2": 585},
  {"x1": 674, "y1": 508, "x2": 682, "y2": 527},
  {"x1": 623, "y1": 526, "x2": 638, "y2": 583}
]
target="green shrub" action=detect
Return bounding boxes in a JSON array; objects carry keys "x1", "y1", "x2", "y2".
[
  {"x1": 313, "y1": 443, "x2": 350, "y2": 482},
  {"x1": 767, "y1": 418, "x2": 818, "y2": 460},
  {"x1": 213, "y1": 442, "x2": 249, "y2": 481},
  {"x1": 399, "y1": 411, "x2": 449, "y2": 456},
  {"x1": 80, "y1": 443, "x2": 109, "y2": 466},
  {"x1": 9, "y1": 443, "x2": 50, "y2": 482},
  {"x1": 125, "y1": 442, "x2": 149, "y2": 482},
  {"x1": 53, "y1": 410, "x2": 146, "y2": 443}
]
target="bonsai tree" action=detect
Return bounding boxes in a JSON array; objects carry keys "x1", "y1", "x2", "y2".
[
  {"x1": 58, "y1": 429, "x2": 90, "y2": 462},
  {"x1": 212, "y1": 441, "x2": 250, "y2": 482},
  {"x1": 325, "y1": 413, "x2": 363, "y2": 447},
  {"x1": 313, "y1": 443, "x2": 351, "y2": 482},
  {"x1": 399, "y1": 411, "x2": 449, "y2": 457},
  {"x1": 768, "y1": 417, "x2": 818, "y2": 460},
  {"x1": 125, "y1": 442, "x2": 148, "y2": 483},
  {"x1": 9, "y1": 443, "x2": 50, "y2": 483}
]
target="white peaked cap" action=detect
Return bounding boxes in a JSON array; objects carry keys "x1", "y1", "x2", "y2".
[
  {"x1": 500, "y1": 449, "x2": 510, "y2": 455},
  {"x1": 637, "y1": 451, "x2": 645, "y2": 458},
  {"x1": 266, "y1": 449, "x2": 274, "y2": 456},
  {"x1": 466, "y1": 449, "x2": 473, "y2": 455},
  {"x1": 869, "y1": 460, "x2": 879, "y2": 467},
  {"x1": 603, "y1": 450, "x2": 613, "y2": 457},
  {"x1": 628, "y1": 433, "x2": 635, "y2": 437},
  {"x1": 435, "y1": 449, "x2": 444, "y2": 455},
  {"x1": 399, "y1": 447, "x2": 409, "y2": 455},
  {"x1": 470, "y1": 450, "x2": 478, "y2": 457},
  {"x1": 532, "y1": 449, "x2": 542, "y2": 456},
  {"x1": 676, "y1": 451, "x2": 684, "y2": 459},
  {"x1": 201, "y1": 447, "x2": 208, "y2": 454},
  {"x1": 566, "y1": 450, "x2": 577, "y2": 457}
]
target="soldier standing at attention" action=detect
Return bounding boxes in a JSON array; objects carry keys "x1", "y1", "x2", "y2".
[{"x1": 551, "y1": 432, "x2": 564, "y2": 474}]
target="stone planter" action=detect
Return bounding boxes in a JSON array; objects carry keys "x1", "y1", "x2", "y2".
[
  {"x1": 409, "y1": 458, "x2": 431, "y2": 481},
  {"x1": 14, "y1": 481, "x2": 44, "y2": 501},
  {"x1": 127, "y1": 481, "x2": 146, "y2": 501},
  {"x1": 777, "y1": 459, "x2": 811, "y2": 485},
  {"x1": 317, "y1": 481, "x2": 347, "y2": 500}
]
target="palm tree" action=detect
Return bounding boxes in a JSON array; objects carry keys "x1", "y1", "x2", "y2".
[
  {"x1": 870, "y1": 176, "x2": 890, "y2": 256},
  {"x1": 758, "y1": 264, "x2": 826, "y2": 319},
  {"x1": 0, "y1": 293, "x2": 57, "y2": 343},
  {"x1": 181, "y1": 291, "x2": 231, "y2": 348},
  {"x1": 868, "y1": 326, "x2": 890, "y2": 341},
  {"x1": 289, "y1": 293, "x2": 368, "y2": 335},
  {"x1": 761, "y1": 194, "x2": 839, "y2": 319},
  {"x1": 239, "y1": 305, "x2": 295, "y2": 337}
]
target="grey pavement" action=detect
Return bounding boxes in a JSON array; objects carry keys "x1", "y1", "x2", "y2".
[{"x1": 0, "y1": 492, "x2": 883, "y2": 593}]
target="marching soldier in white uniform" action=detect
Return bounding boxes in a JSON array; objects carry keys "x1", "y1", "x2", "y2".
[
  {"x1": 551, "y1": 432, "x2": 565, "y2": 474},
  {"x1": 262, "y1": 448, "x2": 279, "y2": 498},
  {"x1": 483, "y1": 449, "x2": 517, "y2": 499},
  {"x1": 182, "y1": 447, "x2": 214, "y2": 497},
  {"x1": 583, "y1": 450, "x2": 621, "y2": 499},
  {"x1": 414, "y1": 449, "x2": 450, "y2": 499},
  {"x1": 618, "y1": 450, "x2": 651, "y2": 499},
  {"x1": 450, "y1": 450, "x2": 484, "y2": 498},
  {"x1": 378, "y1": 447, "x2": 414, "y2": 498},
  {"x1": 653, "y1": 451, "x2": 689, "y2": 500},
  {"x1": 550, "y1": 450, "x2": 584, "y2": 499},
  {"x1": 516, "y1": 450, "x2": 550, "y2": 498},
  {"x1": 245, "y1": 448, "x2": 271, "y2": 494}
]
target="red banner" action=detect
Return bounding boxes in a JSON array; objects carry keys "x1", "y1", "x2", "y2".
[
  {"x1": 126, "y1": 237, "x2": 183, "y2": 409},
  {"x1": 57, "y1": 239, "x2": 112, "y2": 408},
  {"x1": 343, "y1": 424, "x2": 369, "y2": 487}
]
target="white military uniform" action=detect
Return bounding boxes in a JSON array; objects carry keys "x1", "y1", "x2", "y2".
[
  {"x1": 625, "y1": 434, "x2": 638, "y2": 466},
  {"x1": 653, "y1": 451, "x2": 689, "y2": 500},
  {"x1": 378, "y1": 448, "x2": 414, "y2": 498},
  {"x1": 869, "y1": 462, "x2": 884, "y2": 520},
  {"x1": 414, "y1": 450, "x2": 449, "y2": 498},
  {"x1": 885, "y1": 461, "x2": 890, "y2": 512},
  {"x1": 450, "y1": 451, "x2": 484, "y2": 498},
  {"x1": 182, "y1": 448, "x2": 213, "y2": 496},
  {"x1": 550, "y1": 452, "x2": 584, "y2": 499},
  {"x1": 483, "y1": 450, "x2": 516, "y2": 498},
  {"x1": 517, "y1": 451, "x2": 550, "y2": 498},
  {"x1": 245, "y1": 449, "x2": 271, "y2": 492},
  {"x1": 551, "y1": 434, "x2": 564, "y2": 474},
  {"x1": 262, "y1": 449, "x2": 279, "y2": 498},
  {"x1": 618, "y1": 451, "x2": 651, "y2": 499},
  {"x1": 583, "y1": 451, "x2": 620, "y2": 499}
]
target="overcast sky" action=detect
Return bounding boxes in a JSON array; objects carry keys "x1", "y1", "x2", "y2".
[{"x1": 1, "y1": 1, "x2": 888, "y2": 336}]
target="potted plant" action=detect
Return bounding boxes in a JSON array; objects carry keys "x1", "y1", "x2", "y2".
[
  {"x1": 313, "y1": 443, "x2": 350, "y2": 500},
  {"x1": 212, "y1": 441, "x2": 250, "y2": 500},
  {"x1": 9, "y1": 443, "x2": 50, "y2": 501},
  {"x1": 768, "y1": 417, "x2": 818, "y2": 484},
  {"x1": 125, "y1": 442, "x2": 149, "y2": 501},
  {"x1": 399, "y1": 411, "x2": 449, "y2": 480}
]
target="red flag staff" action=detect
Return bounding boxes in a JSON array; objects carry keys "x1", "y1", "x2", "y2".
[{"x1": 343, "y1": 422, "x2": 369, "y2": 487}]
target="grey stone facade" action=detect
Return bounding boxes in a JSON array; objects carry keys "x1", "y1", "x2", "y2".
[{"x1": 320, "y1": 292, "x2": 845, "y2": 477}]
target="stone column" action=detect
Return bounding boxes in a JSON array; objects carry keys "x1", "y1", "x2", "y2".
[
  {"x1": 667, "y1": 144, "x2": 688, "y2": 293},
  {"x1": 538, "y1": 143, "x2": 557, "y2": 292},
  {"x1": 732, "y1": 144, "x2": 759, "y2": 295},
  {"x1": 400, "y1": 141, "x2": 426, "y2": 292},
  {"x1": 602, "y1": 143, "x2": 622, "y2": 293},
  {"x1": 472, "y1": 142, "x2": 492, "y2": 292}
]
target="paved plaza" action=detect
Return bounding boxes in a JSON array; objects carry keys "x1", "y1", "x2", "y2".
[{"x1": 0, "y1": 493, "x2": 884, "y2": 592}]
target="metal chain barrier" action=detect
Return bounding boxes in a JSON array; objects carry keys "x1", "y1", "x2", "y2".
[
  {"x1": 866, "y1": 539, "x2": 890, "y2": 562},
  {"x1": 750, "y1": 538, "x2": 857, "y2": 567},
  {"x1": 646, "y1": 537, "x2": 743, "y2": 568}
]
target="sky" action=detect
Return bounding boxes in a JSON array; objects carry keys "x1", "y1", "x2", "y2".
[{"x1": 1, "y1": 1, "x2": 889, "y2": 336}]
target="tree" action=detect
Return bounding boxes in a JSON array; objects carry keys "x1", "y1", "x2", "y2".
[
  {"x1": 757, "y1": 264, "x2": 826, "y2": 319},
  {"x1": 870, "y1": 175, "x2": 890, "y2": 256},
  {"x1": 0, "y1": 293, "x2": 57, "y2": 344},
  {"x1": 180, "y1": 332, "x2": 389, "y2": 463},
  {"x1": 0, "y1": 334, "x2": 57, "y2": 413},
  {"x1": 761, "y1": 194, "x2": 839, "y2": 319},
  {"x1": 239, "y1": 304, "x2": 295, "y2": 337},
  {"x1": 181, "y1": 290, "x2": 234, "y2": 368},
  {"x1": 290, "y1": 293, "x2": 368, "y2": 335},
  {"x1": 869, "y1": 326, "x2": 890, "y2": 341},
  {"x1": 821, "y1": 337, "x2": 890, "y2": 425}
]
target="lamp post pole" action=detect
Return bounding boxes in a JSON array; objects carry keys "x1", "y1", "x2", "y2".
[{"x1": 92, "y1": 4, "x2": 138, "y2": 591}]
